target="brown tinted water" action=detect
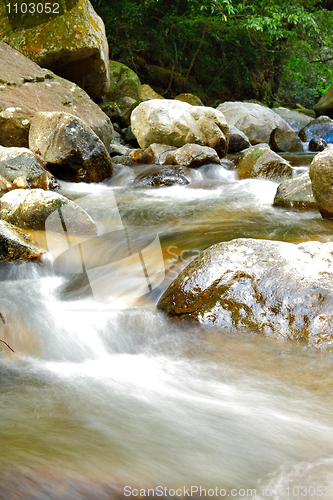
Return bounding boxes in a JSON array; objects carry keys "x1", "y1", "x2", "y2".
[{"x1": 1, "y1": 160, "x2": 333, "y2": 498}]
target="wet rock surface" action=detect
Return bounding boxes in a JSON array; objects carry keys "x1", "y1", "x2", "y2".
[
  {"x1": 273, "y1": 107, "x2": 312, "y2": 132},
  {"x1": 0, "y1": 189, "x2": 97, "y2": 234},
  {"x1": 236, "y1": 144, "x2": 293, "y2": 180},
  {"x1": 0, "y1": 219, "x2": 43, "y2": 262},
  {"x1": 273, "y1": 172, "x2": 316, "y2": 209},
  {"x1": 132, "y1": 165, "x2": 190, "y2": 187},
  {"x1": 309, "y1": 147, "x2": 333, "y2": 218},
  {"x1": 164, "y1": 143, "x2": 220, "y2": 168},
  {"x1": 308, "y1": 137, "x2": 327, "y2": 152},
  {"x1": 157, "y1": 238, "x2": 333, "y2": 349},
  {"x1": 29, "y1": 112, "x2": 114, "y2": 183}
]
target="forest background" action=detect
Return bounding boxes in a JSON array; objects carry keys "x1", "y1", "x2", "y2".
[{"x1": 90, "y1": 0, "x2": 333, "y2": 109}]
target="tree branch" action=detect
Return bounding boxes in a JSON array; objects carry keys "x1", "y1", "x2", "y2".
[
  {"x1": 310, "y1": 56, "x2": 333, "y2": 63},
  {"x1": 0, "y1": 313, "x2": 15, "y2": 352}
]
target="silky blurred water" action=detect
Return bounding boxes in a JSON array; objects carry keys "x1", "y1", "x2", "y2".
[{"x1": 2, "y1": 162, "x2": 333, "y2": 498}]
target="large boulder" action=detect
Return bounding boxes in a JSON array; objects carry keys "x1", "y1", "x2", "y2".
[
  {"x1": 104, "y1": 61, "x2": 141, "y2": 104},
  {"x1": 157, "y1": 237, "x2": 333, "y2": 349},
  {"x1": 309, "y1": 147, "x2": 333, "y2": 218},
  {"x1": 0, "y1": 146, "x2": 58, "y2": 189},
  {"x1": 273, "y1": 107, "x2": 312, "y2": 132},
  {"x1": 0, "y1": 220, "x2": 43, "y2": 262},
  {"x1": 0, "y1": 42, "x2": 113, "y2": 149},
  {"x1": 313, "y1": 84, "x2": 333, "y2": 118},
  {"x1": 236, "y1": 144, "x2": 293, "y2": 180},
  {"x1": 217, "y1": 101, "x2": 302, "y2": 151},
  {"x1": 0, "y1": 0, "x2": 110, "y2": 99},
  {"x1": 0, "y1": 189, "x2": 97, "y2": 234},
  {"x1": 131, "y1": 99, "x2": 230, "y2": 157},
  {"x1": 29, "y1": 112, "x2": 114, "y2": 183},
  {"x1": 298, "y1": 116, "x2": 333, "y2": 142},
  {"x1": 273, "y1": 172, "x2": 316, "y2": 209}
]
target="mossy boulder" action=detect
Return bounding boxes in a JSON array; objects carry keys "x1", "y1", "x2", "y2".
[
  {"x1": 105, "y1": 61, "x2": 141, "y2": 104},
  {"x1": 0, "y1": 0, "x2": 110, "y2": 99},
  {"x1": 157, "y1": 237, "x2": 333, "y2": 349},
  {"x1": 175, "y1": 94, "x2": 204, "y2": 106},
  {"x1": 140, "y1": 84, "x2": 164, "y2": 100},
  {"x1": 236, "y1": 144, "x2": 293, "y2": 180},
  {"x1": 313, "y1": 86, "x2": 333, "y2": 118},
  {"x1": 309, "y1": 147, "x2": 333, "y2": 218},
  {"x1": 0, "y1": 189, "x2": 97, "y2": 234},
  {"x1": 0, "y1": 220, "x2": 43, "y2": 262}
]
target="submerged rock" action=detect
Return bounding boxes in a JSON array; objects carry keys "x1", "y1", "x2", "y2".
[
  {"x1": 131, "y1": 99, "x2": 230, "y2": 157},
  {"x1": 29, "y1": 112, "x2": 114, "y2": 183},
  {"x1": 273, "y1": 172, "x2": 316, "y2": 209},
  {"x1": 157, "y1": 238, "x2": 333, "y2": 349},
  {"x1": 0, "y1": 189, "x2": 97, "y2": 234},
  {"x1": 236, "y1": 144, "x2": 293, "y2": 180},
  {"x1": 132, "y1": 166, "x2": 190, "y2": 187},
  {"x1": 0, "y1": 220, "x2": 43, "y2": 262}
]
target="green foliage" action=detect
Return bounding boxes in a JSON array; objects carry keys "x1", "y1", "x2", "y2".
[{"x1": 91, "y1": 0, "x2": 333, "y2": 107}]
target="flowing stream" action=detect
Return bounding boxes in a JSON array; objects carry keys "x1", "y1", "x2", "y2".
[{"x1": 2, "y1": 155, "x2": 333, "y2": 498}]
